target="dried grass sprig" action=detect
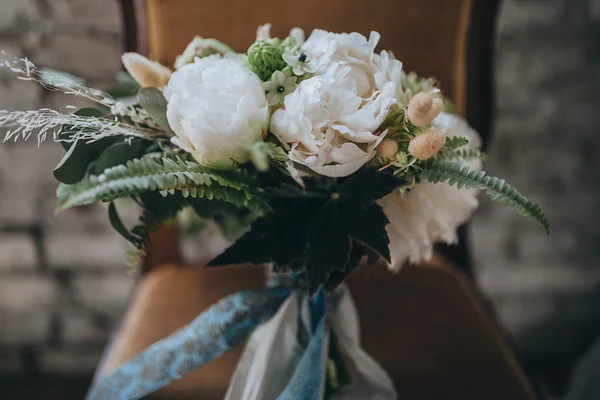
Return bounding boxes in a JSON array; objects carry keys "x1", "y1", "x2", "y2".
[
  {"x1": 0, "y1": 109, "x2": 166, "y2": 145},
  {"x1": 0, "y1": 52, "x2": 115, "y2": 107}
]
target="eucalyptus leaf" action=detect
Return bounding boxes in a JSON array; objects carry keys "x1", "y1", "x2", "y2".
[
  {"x1": 54, "y1": 140, "x2": 88, "y2": 184},
  {"x1": 40, "y1": 68, "x2": 85, "y2": 88},
  {"x1": 138, "y1": 88, "x2": 172, "y2": 132},
  {"x1": 58, "y1": 108, "x2": 107, "y2": 150},
  {"x1": 95, "y1": 139, "x2": 146, "y2": 175},
  {"x1": 106, "y1": 71, "x2": 140, "y2": 99}
]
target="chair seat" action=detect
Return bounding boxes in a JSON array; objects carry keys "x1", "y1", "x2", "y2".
[{"x1": 99, "y1": 258, "x2": 537, "y2": 399}]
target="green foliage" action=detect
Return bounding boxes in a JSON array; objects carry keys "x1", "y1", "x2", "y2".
[
  {"x1": 106, "y1": 71, "x2": 140, "y2": 99},
  {"x1": 247, "y1": 39, "x2": 287, "y2": 81},
  {"x1": 54, "y1": 108, "x2": 115, "y2": 184},
  {"x1": 444, "y1": 148, "x2": 488, "y2": 162},
  {"x1": 189, "y1": 197, "x2": 258, "y2": 241},
  {"x1": 137, "y1": 88, "x2": 172, "y2": 132},
  {"x1": 209, "y1": 169, "x2": 405, "y2": 294},
  {"x1": 282, "y1": 35, "x2": 299, "y2": 50},
  {"x1": 94, "y1": 139, "x2": 146, "y2": 174},
  {"x1": 435, "y1": 136, "x2": 487, "y2": 162},
  {"x1": 400, "y1": 71, "x2": 436, "y2": 95},
  {"x1": 247, "y1": 141, "x2": 271, "y2": 172},
  {"x1": 418, "y1": 160, "x2": 550, "y2": 233},
  {"x1": 132, "y1": 192, "x2": 188, "y2": 247},
  {"x1": 57, "y1": 156, "x2": 259, "y2": 212},
  {"x1": 108, "y1": 192, "x2": 189, "y2": 273},
  {"x1": 442, "y1": 98, "x2": 456, "y2": 114},
  {"x1": 442, "y1": 136, "x2": 469, "y2": 151}
]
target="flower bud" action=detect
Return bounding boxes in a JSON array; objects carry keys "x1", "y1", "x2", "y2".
[
  {"x1": 174, "y1": 37, "x2": 233, "y2": 70},
  {"x1": 255, "y1": 23, "x2": 272, "y2": 41},
  {"x1": 289, "y1": 27, "x2": 306, "y2": 45},
  {"x1": 247, "y1": 40, "x2": 287, "y2": 81},
  {"x1": 407, "y1": 91, "x2": 443, "y2": 127},
  {"x1": 122, "y1": 53, "x2": 172, "y2": 88},
  {"x1": 408, "y1": 129, "x2": 445, "y2": 160},
  {"x1": 376, "y1": 138, "x2": 399, "y2": 158}
]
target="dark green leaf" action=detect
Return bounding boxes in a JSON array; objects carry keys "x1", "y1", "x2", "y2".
[
  {"x1": 209, "y1": 202, "x2": 313, "y2": 267},
  {"x1": 106, "y1": 72, "x2": 140, "y2": 99},
  {"x1": 54, "y1": 108, "x2": 116, "y2": 184},
  {"x1": 53, "y1": 136, "x2": 116, "y2": 184},
  {"x1": 58, "y1": 108, "x2": 108, "y2": 150},
  {"x1": 324, "y1": 242, "x2": 362, "y2": 291},
  {"x1": 303, "y1": 203, "x2": 352, "y2": 294},
  {"x1": 128, "y1": 191, "x2": 191, "y2": 250},
  {"x1": 210, "y1": 169, "x2": 403, "y2": 293},
  {"x1": 339, "y1": 168, "x2": 404, "y2": 205},
  {"x1": 108, "y1": 202, "x2": 138, "y2": 244},
  {"x1": 95, "y1": 139, "x2": 146, "y2": 175},
  {"x1": 345, "y1": 203, "x2": 391, "y2": 263},
  {"x1": 53, "y1": 140, "x2": 88, "y2": 184},
  {"x1": 138, "y1": 88, "x2": 172, "y2": 132}
]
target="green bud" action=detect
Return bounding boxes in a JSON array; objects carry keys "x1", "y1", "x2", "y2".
[
  {"x1": 247, "y1": 39, "x2": 287, "y2": 81},
  {"x1": 281, "y1": 35, "x2": 300, "y2": 51}
]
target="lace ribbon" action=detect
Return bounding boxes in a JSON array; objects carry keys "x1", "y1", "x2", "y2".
[{"x1": 87, "y1": 276, "x2": 328, "y2": 400}]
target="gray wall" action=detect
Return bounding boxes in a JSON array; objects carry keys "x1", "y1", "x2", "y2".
[
  {"x1": 472, "y1": 0, "x2": 600, "y2": 367},
  {"x1": 0, "y1": 0, "x2": 131, "y2": 376},
  {"x1": 0, "y1": 0, "x2": 599, "y2": 380}
]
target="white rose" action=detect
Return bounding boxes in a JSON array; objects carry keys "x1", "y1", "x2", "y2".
[
  {"x1": 380, "y1": 113, "x2": 482, "y2": 271},
  {"x1": 164, "y1": 55, "x2": 269, "y2": 166}
]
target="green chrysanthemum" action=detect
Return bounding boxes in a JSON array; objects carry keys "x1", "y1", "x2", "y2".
[{"x1": 247, "y1": 39, "x2": 287, "y2": 81}]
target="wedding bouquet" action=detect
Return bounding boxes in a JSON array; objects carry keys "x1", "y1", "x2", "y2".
[{"x1": 1, "y1": 24, "x2": 548, "y2": 400}]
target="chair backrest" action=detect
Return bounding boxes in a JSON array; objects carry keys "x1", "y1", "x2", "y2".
[{"x1": 118, "y1": 0, "x2": 500, "y2": 271}]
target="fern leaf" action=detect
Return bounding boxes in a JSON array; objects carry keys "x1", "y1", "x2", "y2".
[
  {"x1": 125, "y1": 249, "x2": 143, "y2": 277},
  {"x1": 419, "y1": 160, "x2": 550, "y2": 233},
  {"x1": 57, "y1": 157, "x2": 256, "y2": 211},
  {"x1": 443, "y1": 136, "x2": 469, "y2": 151},
  {"x1": 438, "y1": 148, "x2": 488, "y2": 162}
]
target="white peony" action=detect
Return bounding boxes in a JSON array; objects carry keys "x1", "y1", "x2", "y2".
[
  {"x1": 270, "y1": 30, "x2": 403, "y2": 177},
  {"x1": 380, "y1": 113, "x2": 482, "y2": 271},
  {"x1": 164, "y1": 55, "x2": 269, "y2": 166}
]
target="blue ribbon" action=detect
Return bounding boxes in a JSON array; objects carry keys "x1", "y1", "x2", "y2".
[
  {"x1": 278, "y1": 287, "x2": 327, "y2": 400},
  {"x1": 88, "y1": 281, "x2": 328, "y2": 400}
]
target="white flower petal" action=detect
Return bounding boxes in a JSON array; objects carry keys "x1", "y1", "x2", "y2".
[
  {"x1": 290, "y1": 27, "x2": 306, "y2": 45},
  {"x1": 255, "y1": 23, "x2": 272, "y2": 41},
  {"x1": 380, "y1": 114, "x2": 482, "y2": 271},
  {"x1": 282, "y1": 52, "x2": 299, "y2": 67},
  {"x1": 266, "y1": 91, "x2": 282, "y2": 106},
  {"x1": 329, "y1": 142, "x2": 368, "y2": 164},
  {"x1": 165, "y1": 56, "x2": 268, "y2": 166},
  {"x1": 122, "y1": 53, "x2": 172, "y2": 88}
]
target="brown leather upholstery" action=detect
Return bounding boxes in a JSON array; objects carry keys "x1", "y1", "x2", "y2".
[
  {"x1": 140, "y1": 0, "x2": 471, "y2": 114},
  {"x1": 103, "y1": 259, "x2": 536, "y2": 399}
]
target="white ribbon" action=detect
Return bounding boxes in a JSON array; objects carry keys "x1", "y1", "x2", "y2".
[{"x1": 225, "y1": 285, "x2": 397, "y2": 400}]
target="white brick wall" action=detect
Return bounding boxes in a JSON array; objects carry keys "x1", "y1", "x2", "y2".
[{"x1": 0, "y1": 0, "x2": 130, "y2": 378}]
